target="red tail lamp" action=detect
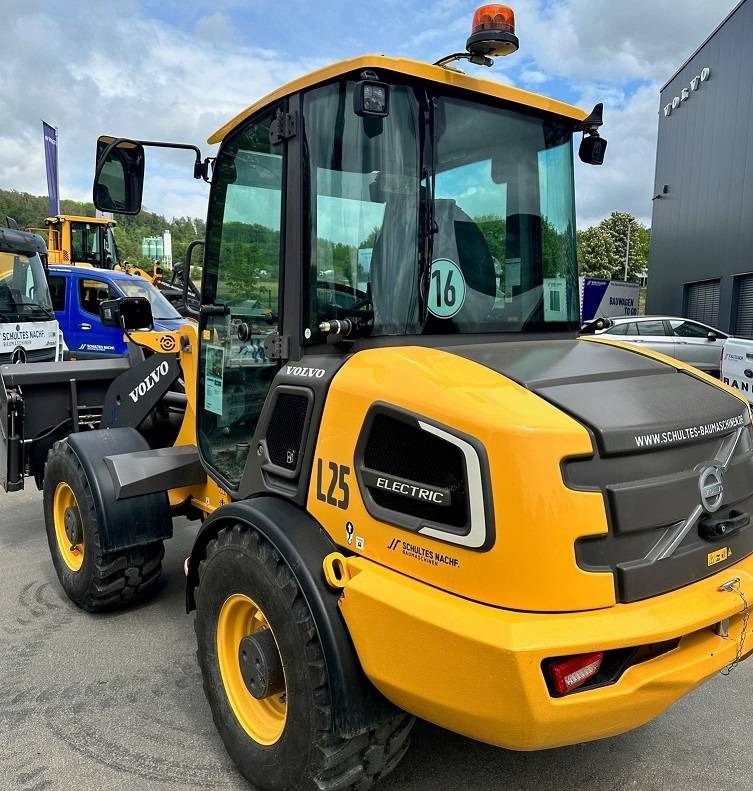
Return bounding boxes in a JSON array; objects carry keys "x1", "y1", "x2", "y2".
[
  {"x1": 466, "y1": 4, "x2": 520, "y2": 57},
  {"x1": 548, "y1": 651, "x2": 604, "y2": 695}
]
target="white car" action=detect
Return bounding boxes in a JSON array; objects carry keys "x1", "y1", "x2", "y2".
[{"x1": 595, "y1": 315, "x2": 728, "y2": 375}]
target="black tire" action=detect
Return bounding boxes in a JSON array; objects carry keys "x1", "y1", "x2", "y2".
[
  {"x1": 195, "y1": 523, "x2": 413, "y2": 791},
  {"x1": 43, "y1": 439, "x2": 165, "y2": 612}
]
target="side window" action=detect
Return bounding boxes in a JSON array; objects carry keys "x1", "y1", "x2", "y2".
[
  {"x1": 622, "y1": 322, "x2": 639, "y2": 336},
  {"x1": 199, "y1": 108, "x2": 284, "y2": 487},
  {"x1": 48, "y1": 276, "x2": 66, "y2": 311},
  {"x1": 637, "y1": 320, "x2": 667, "y2": 336},
  {"x1": 671, "y1": 320, "x2": 708, "y2": 338},
  {"x1": 79, "y1": 278, "x2": 116, "y2": 316},
  {"x1": 608, "y1": 322, "x2": 627, "y2": 335}
]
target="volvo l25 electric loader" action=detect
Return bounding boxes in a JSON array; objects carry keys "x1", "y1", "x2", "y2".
[{"x1": 3, "y1": 6, "x2": 753, "y2": 790}]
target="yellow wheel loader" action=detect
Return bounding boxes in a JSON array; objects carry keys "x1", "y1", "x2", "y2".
[
  {"x1": 3, "y1": 6, "x2": 753, "y2": 790},
  {"x1": 28, "y1": 212, "x2": 201, "y2": 315}
]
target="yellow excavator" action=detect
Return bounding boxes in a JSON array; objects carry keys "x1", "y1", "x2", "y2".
[{"x1": 3, "y1": 5, "x2": 753, "y2": 790}]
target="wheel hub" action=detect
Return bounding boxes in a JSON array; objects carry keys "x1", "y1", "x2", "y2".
[
  {"x1": 239, "y1": 628, "x2": 286, "y2": 700},
  {"x1": 64, "y1": 506, "x2": 83, "y2": 546}
]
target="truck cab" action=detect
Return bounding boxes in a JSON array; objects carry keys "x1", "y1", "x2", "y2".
[
  {"x1": 48, "y1": 264, "x2": 187, "y2": 358},
  {"x1": 0, "y1": 226, "x2": 62, "y2": 363}
]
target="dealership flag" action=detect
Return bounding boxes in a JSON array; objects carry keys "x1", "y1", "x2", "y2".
[{"x1": 42, "y1": 121, "x2": 60, "y2": 217}]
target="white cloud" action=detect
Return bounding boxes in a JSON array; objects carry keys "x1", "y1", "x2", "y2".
[{"x1": 0, "y1": 5, "x2": 322, "y2": 219}]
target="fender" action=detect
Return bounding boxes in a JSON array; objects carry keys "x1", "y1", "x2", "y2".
[
  {"x1": 186, "y1": 497, "x2": 394, "y2": 737},
  {"x1": 67, "y1": 428, "x2": 172, "y2": 552}
]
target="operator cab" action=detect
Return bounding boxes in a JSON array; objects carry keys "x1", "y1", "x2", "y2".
[{"x1": 91, "y1": 26, "x2": 606, "y2": 489}]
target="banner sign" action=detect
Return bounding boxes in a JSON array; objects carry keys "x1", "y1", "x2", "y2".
[
  {"x1": 42, "y1": 121, "x2": 60, "y2": 217},
  {"x1": 579, "y1": 277, "x2": 640, "y2": 322}
]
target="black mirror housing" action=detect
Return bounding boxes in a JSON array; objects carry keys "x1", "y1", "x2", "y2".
[
  {"x1": 93, "y1": 136, "x2": 145, "y2": 214},
  {"x1": 579, "y1": 134, "x2": 607, "y2": 165},
  {"x1": 100, "y1": 297, "x2": 153, "y2": 330}
]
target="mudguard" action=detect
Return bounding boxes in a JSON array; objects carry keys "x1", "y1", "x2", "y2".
[
  {"x1": 186, "y1": 497, "x2": 394, "y2": 737},
  {"x1": 67, "y1": 428, "x2": 172, "y2": 552}
]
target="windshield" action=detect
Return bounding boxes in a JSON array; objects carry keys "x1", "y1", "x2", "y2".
[
  {"x1": 0, "y1": 251, "x2": 54, "y2": 318},
  {"x1": 303, "y1": 80, "x2": 579, "y2": 340},
  {"x1": 117, "y1": 279, "x2": 181, "y2": 320},
  {"x1": 71, "y1": 222, "x2": 102, "y2": 265}
]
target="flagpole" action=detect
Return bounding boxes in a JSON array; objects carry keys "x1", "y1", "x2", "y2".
[{"x1": 55, "y1": 125, "x2": 60, "y2": 216}]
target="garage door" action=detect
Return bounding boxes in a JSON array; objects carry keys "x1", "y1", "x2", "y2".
[
  {"x1": 685, "y1": 280, "x2": 720, "y2": 326},
  {"x1": 735, "y1": 275, "x2": 753, "y2": 338}
]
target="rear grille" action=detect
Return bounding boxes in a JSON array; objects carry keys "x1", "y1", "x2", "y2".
[
  {"x1": 566, "y1": 424, "x2": 753, "y2": 602},
  {"x1": 266, "y1": 392, "x2": 309, "y2": 471},
  {"x1": 359, "y1": 411, "x2": 468, "y2": 528}
]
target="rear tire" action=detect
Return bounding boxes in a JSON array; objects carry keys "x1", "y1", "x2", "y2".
[
  {"x1": 43, "y1": 439, "x2": 165, "y2": 612},
  {"x1": 195, "y1": 523, "x2": 413, "y2": 791}
]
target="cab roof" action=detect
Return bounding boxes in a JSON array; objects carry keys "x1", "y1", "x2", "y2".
[
  {"x1": 48, "y1": 264, "x2": 134, "y2": 281},
  {"x1": 209, "y1": 54, "x2": 588, "y2": 144},
  {"x1": 47, "y1": 214, "x2": 116, "y2": 226}
]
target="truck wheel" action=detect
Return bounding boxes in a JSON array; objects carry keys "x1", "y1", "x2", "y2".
[
  {"x1": 195, "y1": 524, "x2": 413, "y2": 791},
  {"x1": 43, "y1": 439, "x2": 165, "y2": 612}
]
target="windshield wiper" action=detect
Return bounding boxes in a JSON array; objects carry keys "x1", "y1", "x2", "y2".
[{"x1": 25, "y1": 303, "x2": 55, "y2": 319}]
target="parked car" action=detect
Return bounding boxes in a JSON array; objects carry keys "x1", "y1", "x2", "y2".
[
  {"x1": 48, "y1": 265, "x2": 189, "y2": 358},
  {"x1": 594, "y1": 315, "x2": 727, "y2": 375}
]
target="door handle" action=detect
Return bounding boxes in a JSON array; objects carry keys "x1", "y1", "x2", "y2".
[{"x1": 79, "y1": 323, "x2": 92, "y2": 330}]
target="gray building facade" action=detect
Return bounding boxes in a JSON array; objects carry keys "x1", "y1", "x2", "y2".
[{"x1": 647, "y1": 0, "x2": 753, "y2": 335}]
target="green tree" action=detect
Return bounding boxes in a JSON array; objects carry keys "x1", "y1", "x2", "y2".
[
  {"x1": 577, "y1": 225, "x2": 615, "y2": 279},
  {"x1": 577, "y1": 212, "x2": 650, "y2": 281}
]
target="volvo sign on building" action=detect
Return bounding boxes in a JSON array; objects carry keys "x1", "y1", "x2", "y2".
[{"x1": 647, "y1": 0, "x2": 753, "y2": 335}]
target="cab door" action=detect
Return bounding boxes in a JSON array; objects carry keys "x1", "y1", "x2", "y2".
[{"x1": 197, "y1": 107, "x2": 285, "y2": 489}]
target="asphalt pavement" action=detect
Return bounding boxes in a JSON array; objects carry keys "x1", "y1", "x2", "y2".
[{"x1": 2, "y1": 487, "x2": 753, "y2": 791}]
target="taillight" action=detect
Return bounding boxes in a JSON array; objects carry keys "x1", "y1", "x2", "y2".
[{"x1": 548, "y1": 651, "x2": 604, "y2": 695}]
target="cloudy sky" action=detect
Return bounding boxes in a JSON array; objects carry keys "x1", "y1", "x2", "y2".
[{"x1": 0, "y1": 0, "x2": 739, "y2": 228}]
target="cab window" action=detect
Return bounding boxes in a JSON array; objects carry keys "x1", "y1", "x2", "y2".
[{"x1": 79, "y1": 278, "x2": 116, "y2": 315}]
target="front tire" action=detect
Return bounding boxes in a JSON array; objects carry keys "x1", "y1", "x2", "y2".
[
  {"x1": 195, "y1": 523, "x2": 413, "y2": 791},
  {"x1": 43, "y1": 439, "x2": 165, "y2": 612}
]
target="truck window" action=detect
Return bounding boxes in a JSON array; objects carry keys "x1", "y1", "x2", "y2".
[
  {"x1": 79, "y1": 278, "x2": 116, "y2": 315},
  {"x1": 48, "y1": 276, "x2": 66, "y2": 311}
]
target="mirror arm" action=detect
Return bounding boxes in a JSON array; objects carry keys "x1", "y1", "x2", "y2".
[{"x1": 95, "y1": 138, "x2": 213, "y2": 184}]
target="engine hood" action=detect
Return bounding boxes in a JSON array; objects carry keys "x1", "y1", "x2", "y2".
[
  {"x1": 446, "y1": 338, "x2": 753, "y2": 603},
  {"x1": 308, "y1": 339, "x2": 753, "y2": 612},
  {"x1": 446, "y1": 338, "x2": 747, "y2": 456}
]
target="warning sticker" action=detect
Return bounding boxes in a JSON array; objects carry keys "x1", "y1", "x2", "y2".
[{"x1": 205, "y1": 345, "x2": 225, "y2": 416}]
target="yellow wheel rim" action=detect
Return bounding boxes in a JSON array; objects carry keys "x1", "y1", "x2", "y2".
[
  {"x1": 53, "y1": 482, "x2": 84, "y2": 572},
  {"x1": 217, "y1": 593, "x2": 287, "y2": 745}
]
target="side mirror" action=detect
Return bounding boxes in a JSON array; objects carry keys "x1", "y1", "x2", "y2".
[
  {"x1": 100, "y1": 297, "x2": 153, "y2": 330},
  {"x1": 580, "y1": 316, "x2": 613, "y2": 334},
  {"x1": 707, "y1": 331, "x2": 718, "y2": 341},
  {"x1": 579, "y1": 134, "x2": 607, "y2": 165},
  {"x1": 93, "y1": 136, "x2": 145, "y2": 215}
]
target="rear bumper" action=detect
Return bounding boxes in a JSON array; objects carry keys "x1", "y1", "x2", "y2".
[{"x1": 338, "y1": 554, "x2": 753, "y2": 750}]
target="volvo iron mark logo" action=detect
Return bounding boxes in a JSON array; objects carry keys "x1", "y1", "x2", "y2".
[
  {"x1": 11, "y1": 346, "x2": 26, "y2": 364},
  {"x1": 699, "y1": 465, "x2": 724, "y2": 513}
]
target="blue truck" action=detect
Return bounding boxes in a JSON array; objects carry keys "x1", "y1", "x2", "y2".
[{"x1": 47, "y1": 265, "x2": 189, "y2": 358}]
